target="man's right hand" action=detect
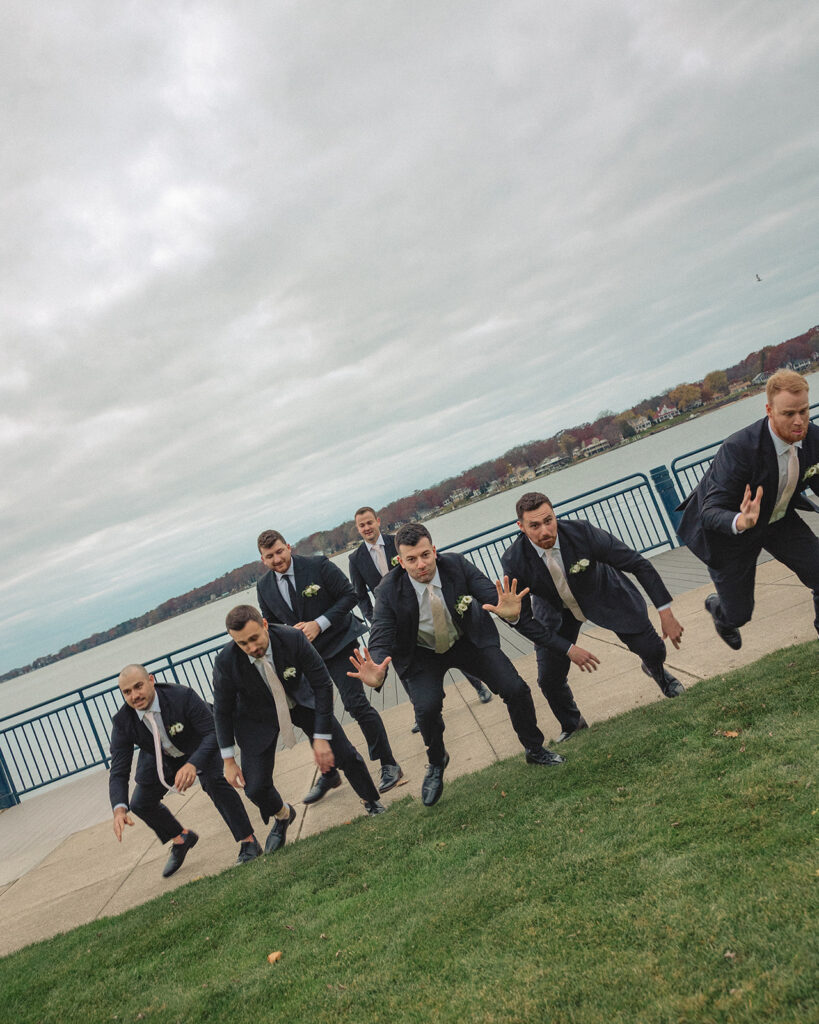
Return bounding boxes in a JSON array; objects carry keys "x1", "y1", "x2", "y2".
[
  {"x1": 223, "y1": 757, "x2": 245, "y2": 789},
  {"x1": 736, "y1": 483, "x2": 763, "y2": 531},
  {"x1": 568, "y1": 645, "x2": 600, "y2": 672},
  {"x1": 112, "y1": 808, "x2": 134, "y2": 842}
]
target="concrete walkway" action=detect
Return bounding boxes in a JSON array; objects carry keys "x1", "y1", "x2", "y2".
[{"x1": 0, "y1": 556, "x2": 815, "y2": 957}]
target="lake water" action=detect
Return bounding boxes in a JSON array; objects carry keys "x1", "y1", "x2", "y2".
[{"x1": 3, "y1": 372, "x2": 816, "y2": 717}]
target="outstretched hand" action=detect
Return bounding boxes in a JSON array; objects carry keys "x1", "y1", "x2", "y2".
[
  {"x1": 736, "y1": 483, "x2": 763, "y2": 531},
  {"x1": 482, "y1": 576, "x2": 530, "y2": 622},
  {"x1": 348, "y1": 647, "x2": 391, "y2": 689},
  {"x1": 658, "y1": 607, "x2": 684, "y2": 649},
  {"x1": 112, "y1": 808, "x2": 134, "y2": 842},
  {"x1": 568, "y1": 645, "x2": 600, "y2": 672}
]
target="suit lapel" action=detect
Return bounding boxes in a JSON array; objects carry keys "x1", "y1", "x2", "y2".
[
  {"x1": 437, "y1": 559, "x2": 459, "y2": 615},
  {"x1": 290, "y1": 557, "x2": 307, "y2": 619},
  {"x1": 398, "y1": 573, "x2": 420, "y2": 639}
]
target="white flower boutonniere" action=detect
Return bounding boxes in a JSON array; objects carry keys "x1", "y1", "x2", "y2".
[
  {"x1": 455, "y1": 594, "x2": 473, "y2": 615},
  {"x1": 804, "y1": 462, "x2": 819, "y2": 482},
  {"x1": 168, "y1": 722, "x2": 184, "y2": 737},
  {"x1": 302, "y1": 584, "x2": 321, "y2": 598},
  {"x1": 569, "y1": 559, "x2": 590, "y2": 575},
  {"x1": 283, "y1": 667, "x2": 296, "y2": 680},
  {"x1": 390, "y1": 555, "x2": 400, "y2": 567}
]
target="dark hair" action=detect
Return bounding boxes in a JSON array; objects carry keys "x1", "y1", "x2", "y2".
[
  {"x1": 354, "y1": 506, "x2": 378, "y2": 520},
  {"x1": 226, "y1": 605, "x2": 264, "y2": 631},
  {"x1": 395, "y1": 522, "x2": 433, "y2": 550},
  {"x1": 257, "y1": 529, "x2": 286, "y2": 552},
  {"x1": 515, "y1": 491, "x2": 553, "y2": 520}
]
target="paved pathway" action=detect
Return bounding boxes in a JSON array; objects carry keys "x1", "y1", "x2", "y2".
[{"x1": 0, "y1": 550, "x2": 815, "y2": 957}]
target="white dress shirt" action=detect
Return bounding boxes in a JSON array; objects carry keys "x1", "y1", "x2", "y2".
[{"x1": 408, "y1": 570, "x2": 460, "y2": 650}]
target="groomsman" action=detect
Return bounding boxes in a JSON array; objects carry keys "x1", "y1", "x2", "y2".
[
  {"x1": 256, "y1": 530, "x2": 402, "y2": 801},
  {"x1": 349, "y1": 506, "x2": 494, "y2": 716},
  {"x1": 213, "y1": 605, "x2": 385, "y2": 849},
  {"x1": 677, "y1": 369, "x2": 819, "y2": 648},
  {"x1": 502, "y1": 492, "x2": 685, "y2": 742},
  {"x1": 109, "y1": 665, "x2": 260, "y2": 877},
  {"x1": 349, "y1": 523, "x2": 564, "y2": 807}
]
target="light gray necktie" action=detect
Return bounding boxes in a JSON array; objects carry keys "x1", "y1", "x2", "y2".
[
  {"x1": 256, "y1": 659, "x2": 298, "y2": 748},
  {"x1": 144, "y1": 711, "x2": 176, "y2": 792},
  {"x1": 543, "y1": 549, "x2": 586, "y2": 622},
  {"x1": 769, "y1": 445, "x2": 799, "y2": 524},
  {"x1": 426, "y1": 584, "x2": 454, "y2": 654},
  {"x1": 373, "y1": 545, "x2": 389, "y2": 576}
]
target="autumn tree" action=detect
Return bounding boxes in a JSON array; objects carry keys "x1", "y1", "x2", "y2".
[{"x1": 704, "y1": 370, "x2": 728, "y2": 396}]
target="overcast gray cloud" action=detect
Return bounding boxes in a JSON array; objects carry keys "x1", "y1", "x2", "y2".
[{"x1": 1, "y1": 0, "x2": 818, "y2": 673}]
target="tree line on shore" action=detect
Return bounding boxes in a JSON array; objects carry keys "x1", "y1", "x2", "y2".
[{"x1": 3, "y1": 325, "x2": 817, "y2": 684}]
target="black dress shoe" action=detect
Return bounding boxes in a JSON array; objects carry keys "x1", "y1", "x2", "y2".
[
  {"x1": 421, "y1": 752, "x2": 450, "y2": 806},
  {"x1": 525, "y1": 747, "x2": 566, "y2": 766},
  {"x1": 162, "y1": 830, "x2": 199, "y2": 878},
  {"x1": 476, "y1": 683, "x2": 493, "y2": 704},
  {"x1": 555, "y1": 717, "x2": 588, "y2": 743},
  {"x1": 303, "y1": 770, "x2": 342, "y2": 804},
  {"x1": 411, "y1": 722, "x2": 421, "y2": 734},
  {"x1": 640, "y1": 662, "x2": 686, "y2": 697},
  {"x1": 364, "y1": 800, "x2": 387, "y2": 815},
  {"x1": 236, "y1": 837, "x2": 262, "y2": 864},
  {"x1": 378, "y1": 763, "x2": 403, "y2": 793},
  {"x1": 265, "y1": 804, "x2": 297, "y2": 853},
  {"x1": 705, "y1": 594, "x2": 742, "y2": 650}
]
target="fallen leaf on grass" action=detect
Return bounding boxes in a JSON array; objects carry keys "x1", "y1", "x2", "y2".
[
  {"x1": 285, "y1": 924, "x2": 294, "y2": 931},
  {"x1": 320, "y1": 933, "x2": 328, "y2": 939},
  {"x1": 671, "y1": 821, "x2": 681, "y2": 827},
  {"x1": 724, "y1": 950, "x2": 736, "y2": 960},
  {"x1": 267, "y1": 951, "x2": 282, "y2": 963},
  {"x1": 500, "y1": 791, "x2": 507, "y2": 797}
]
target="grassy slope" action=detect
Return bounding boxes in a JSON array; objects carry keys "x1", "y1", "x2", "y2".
[{"x1": 1, "y1": 643, "x2": 817, "y2": 1024}]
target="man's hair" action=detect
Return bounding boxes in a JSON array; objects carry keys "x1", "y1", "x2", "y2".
[
  {"x1": 766, "y1": 369, "x2": 808, "y2": 403},
  {"x1": 354, "y1": 506, "x2": 378, "y2": 520},
  {"x1": 395, "y1": 522, "x2": 433, "y2": 550},
  {"x1": 515, "y1": 491, "x2": 553, "y2": 520},
  {"x1": 257, "y1": 529, "x2": 286, "y2": 552},
  {"x1": 225, "y1": 605, "x2": 264, "y2": 632}
]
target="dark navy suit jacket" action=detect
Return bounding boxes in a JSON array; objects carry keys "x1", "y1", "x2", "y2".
[
  {"x1": 212, "y1": 623, "x2": 334, "y2": 755},
  {"x1": 256, "y1": 553, "x2": 366, "y2": 660},
  {"x1": 348, "y1": 533, "x2": 399, "y2": 621},
  {"x1": 677, "y1": 417, "x2": 819, "y2": 570},
  {"x1": 501, "y1": 520, "x2": 672, "y2": 656},
  {"x1": 108, "y1": 683, "x2": 220, "y2": 810}
]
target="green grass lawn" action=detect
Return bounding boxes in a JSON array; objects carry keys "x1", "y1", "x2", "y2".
[{"x1": 2, "y1": 643, "x2": 817, "y2": 1024}]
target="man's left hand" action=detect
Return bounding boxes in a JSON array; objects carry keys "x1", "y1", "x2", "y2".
[
  {"x1": 312, "y1": 738, "x2": 335, "y2": 773},
  {"x1": 658, "y1": 607, "x2": 684, "y2": 649},
  {"x1": 174, "y1": 762, "x2": 197, "y2": 792},
  {"x1": 482, "y1": 576, "x2": 530, "y2": 622},
  {"x1": 295, "y1": 620, "x2": 321, "y2": 643}
]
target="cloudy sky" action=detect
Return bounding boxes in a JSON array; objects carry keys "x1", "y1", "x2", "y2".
[{"x1": 2, "y1": 1, "x2": 818, "y2": 674}]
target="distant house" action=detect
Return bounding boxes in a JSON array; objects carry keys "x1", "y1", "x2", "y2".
[
  {"x1": 536, "y1": 454, "x2": 571, "y2": 474},
  {"x1": 785, "y1": 358, "x2": 811, "y2": 373},
  {"x1": 579, "y1": 436, "x2": 610, "y2": 457},
  {"x1": 654, "y1": 404, "x2": 679, "y2": 423},
  {"x1": 729, "y1": 381, "x2": 749, "y2": 394},
  {"x1": 629, "y1": 415, "x2": 652, "y2": 433},
  {"x1": 751, "y1": 371, "x2": 771, "y2": 386},
  {"x1": 507, "y1": 465, "x2": 536, "y2": 484}
]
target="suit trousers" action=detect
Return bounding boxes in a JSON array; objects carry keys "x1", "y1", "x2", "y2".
[
  {"x1": 129, "y1": 758, "x2": 253, "y2": 845},
  {"x1": 707, "y1": 514, "x2": 819, "y2": 633},
  {"x1": 535, "y1": 608, "x2": 666, "y2": 730},
  {"x1": 241, "y1": 704, "x2": 380, "y2": 821},
  {"x1": 324, "y1": 643, "x2": 397, "y2": 766},
  {"x1": 404, "y1": 638, "x2": 545, "y2": 766}
]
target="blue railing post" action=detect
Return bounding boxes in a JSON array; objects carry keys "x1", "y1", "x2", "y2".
[
  {"x1": 0, "y1": 747, "x2": 21, "y2": 809},
  {"x1": 650, "y1": 465, "x2": 683, "y2": 533}
]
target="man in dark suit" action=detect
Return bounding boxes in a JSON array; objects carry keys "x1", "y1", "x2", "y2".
[
  {"x1": 213, "y1": 605, "x2": 384, "y2": 846},
  {"x1": 502, "y1": 492, "x2": 686, "y2": 743},
  {"x1": 677, "y1": 369, "x2": 819, "y2": 648},
  {"x1": 349, "y1": 506, "x2": 493, "y2": 718},
  {"x1": 256, "y1": 530, "x2": 402, "y2": 802},
  {"x1": 109, "y1": 665, "x2": 260, "y2": 878},
  {"x1": 349, "y1": 523, "x2": 564, "y2": 807}
]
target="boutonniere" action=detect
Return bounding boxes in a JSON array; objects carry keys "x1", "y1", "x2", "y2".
[
  {"x1": 390, "y1": 555, "x2": 400, "y2": 567},
  {"x1": 168, "y1": 722, "x2": 184, "y2": 737},
  {"x1": 804, "y1": 462, "x2": 819, "y2": 482},
  {"x1": 302, "y1": 584, "x2": 320, "y2": 598},
  {"x1": 569, "y1": 559, "x2": 590, "y2": 575},
  {"x1": 283, "y1": 667, "x2": 296, "y2": 680},
  {"x1": 455, "y1": 594, "x2": 473, "y2": 615}
]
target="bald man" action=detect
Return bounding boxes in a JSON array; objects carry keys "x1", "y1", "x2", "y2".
[{"x1": 109, "y1": 665, "x2": 261, "y2": 878}]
